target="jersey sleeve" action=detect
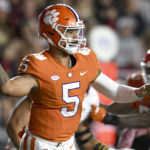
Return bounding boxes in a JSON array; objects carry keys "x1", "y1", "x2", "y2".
[
  {"x1": 88, "y1": 49, "x2": 100, "y2": 82},
  {"x1": 18, "y1": 55, "x2": 39, "y2": 75},
  {"x1": 18, "y1": 54, "x2": 44, "y2": 88}
]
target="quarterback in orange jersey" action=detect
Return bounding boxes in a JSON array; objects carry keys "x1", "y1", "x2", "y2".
[{"x1": 1, "y1": 4, "x2": 150, "y2": 150}]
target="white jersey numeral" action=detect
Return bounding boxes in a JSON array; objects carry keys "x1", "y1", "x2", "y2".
[
  {"x1": 61, "y1": 82, "x2": 80, "y2": 117},
  {"x1": 20, "y1": 59, "x2": 30, "y2": 72}
]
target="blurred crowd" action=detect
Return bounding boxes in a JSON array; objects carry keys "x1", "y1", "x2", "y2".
[{"x1": 1, "y1": 0, "x2": 150, "y2": 149}]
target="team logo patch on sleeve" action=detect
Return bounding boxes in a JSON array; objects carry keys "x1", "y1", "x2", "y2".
[{"x1": 51, "y1": 75, "x2": 60, "y2": 81}]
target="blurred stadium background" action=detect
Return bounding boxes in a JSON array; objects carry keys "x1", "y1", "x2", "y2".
[{"x1": 1, "y1": 0, "x2": 150, "y2": 149}]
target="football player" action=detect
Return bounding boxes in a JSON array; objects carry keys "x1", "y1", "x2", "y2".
[
  {"x1": 117, "y1": 49, "x2": 150, "y2": 150},
  {"x1": 1, "y1": 4, "x2": 150, "y2": 150}
]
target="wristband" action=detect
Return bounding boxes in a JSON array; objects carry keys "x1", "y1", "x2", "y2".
[
  {"x1": 103, "y1": 113, "x2": 119, "y2": 126},
  {"x1": 94, "y1": 142, "x2": 108, "y2": 150}
]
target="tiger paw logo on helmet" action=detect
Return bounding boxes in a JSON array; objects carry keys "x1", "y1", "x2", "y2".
[{"x1": 43, "y1": 9, "x2": 60, "y2": 28}]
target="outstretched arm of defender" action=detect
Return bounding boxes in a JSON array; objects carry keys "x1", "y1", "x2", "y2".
[{"x1": 91, "y1": 105, "x2": 150, "y2": 128}]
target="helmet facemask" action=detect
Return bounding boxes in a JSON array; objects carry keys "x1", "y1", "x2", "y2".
[{"x1": 55, "y1": 22, "x2": 86, "y2": 54}]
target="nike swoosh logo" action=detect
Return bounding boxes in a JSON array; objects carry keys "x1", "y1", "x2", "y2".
[{"x1": 80, "y1": 71, "x2": 87, "y2": 76}]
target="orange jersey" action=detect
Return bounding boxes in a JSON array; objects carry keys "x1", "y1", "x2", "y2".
[
  {"x1": 127, "y1": 72, "x2": 150, "y2": 112},
  {"x1": 18, "y1": 48, "x2": 99, "y2": 142}
]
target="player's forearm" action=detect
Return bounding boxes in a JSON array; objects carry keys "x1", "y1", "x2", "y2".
[
  {"x1": 118, "y1": 113, "x2": 150, "y2": 128},
  {"x1": 7, "y1": 124, "x2": 20, "y2": 149},
  {"x1": 0, "y1": 64, "x2": 9, "y2": 88},
  {"x1": 6, "y1": 97, "x2": 31, "y2": 148},
  {"x1": 75, "y1": 127, "x2": 108, "y2": 150},
  {"x1": 91, "y1": 105, "x2": 150, "y2": 128},
  {"x1": 1, "y1": 75, "x2": 37, "y2": 97},
  {"x1": 82, "y1": 139, "x2": 108, "y2": 150},
  {"x1": 92, "y1": 73, "x2": 142, "y2": 103}
]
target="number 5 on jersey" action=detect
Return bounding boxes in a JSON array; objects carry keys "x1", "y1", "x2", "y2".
[
  {"x1": 61, "y1": 82, "x2": 80, "y2": 117},
  {"x1": 20, "y1": 59, "x2": 30, "y2": 72}
]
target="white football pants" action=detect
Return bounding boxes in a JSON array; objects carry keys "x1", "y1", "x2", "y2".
[{"x1": 19, "y1": 130, "x2": 76, "y2": 150}]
